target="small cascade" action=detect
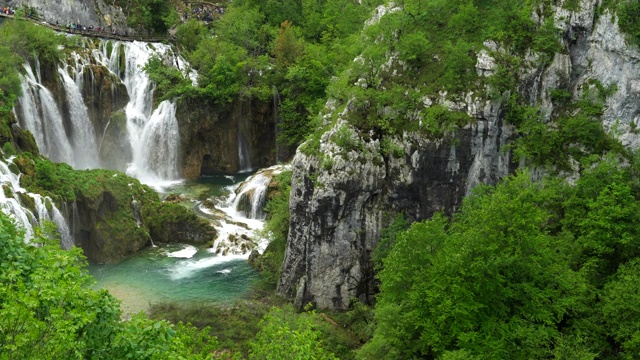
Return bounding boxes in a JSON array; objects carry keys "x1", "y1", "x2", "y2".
[
  {"x1": 237, "y1": 131, "x2": 251, "y2": 172},
  {"x1": 230, "y1": 172, "x2": 272, "y2": 219},
  {"x1": 0, "y1": 158, "x2": 73, "y2": 248},
  {"x1": 196, "y1": 165, "x2": 289, "y2": 257},
  {"x1": 32, "y1": 194, "x2": 74, "y2": 250}
]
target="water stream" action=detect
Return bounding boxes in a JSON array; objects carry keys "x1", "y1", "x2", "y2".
[{"x1": 88, "y1": 169, "x2": 283, "y2": 314}]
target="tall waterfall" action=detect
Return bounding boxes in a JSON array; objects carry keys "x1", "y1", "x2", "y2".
[
  {"x1": 17, "y1": 63, "x2": 74, "y2": 165},
  {"x1": 58, "y1": 68, "x2": 100, "y2": 169},
  {"x1": 15, "y1": 40, "x2": 185, "y2": 187}
]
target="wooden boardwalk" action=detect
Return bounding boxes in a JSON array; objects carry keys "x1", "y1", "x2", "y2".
[{"x1": 0, "y1": 12, "x2": 167, "y2": 42}]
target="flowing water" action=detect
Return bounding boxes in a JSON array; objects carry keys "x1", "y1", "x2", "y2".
[
  {"x1": 87, "y1": 171, "x2": 283, "y2": 314},
  {"x1": 89, "y1": 244, "x2": 259, "y2": 316},
  {"x1": 9, "y1": 36, "x2": 278, "y2": 311}
]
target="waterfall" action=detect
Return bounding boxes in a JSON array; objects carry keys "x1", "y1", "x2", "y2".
[
  {"x1": 230, "y1": 172, "x2": 272, "y2": 219},
  {"x1": 197, "y1": 165, "x2": 289, "y2": 256},
  {"x1": 17, "y1": 63, "x2": 73, "y2": 164},
  {"x1": 272, "y1": 86, "x2": 281, "y2": 163},
  {"x1": 0, "y1": 158, "x2": 73, "y2": 248},
  {"x1": 58, "y1": 68, "x2": 100, "y2": 169},
  {"x1": 237, "y1": 131, "x2": 251, "y2": 172},
  {"x1": 32, "y1": 194, "x2": 74, "y2": 250},
  {"x1": 14, "y1": 39, "x2": 187, "y2": 188},
  {"x1": 128, "y1": 100, "x2": 181, "y2": 183},
  {"x1": 97, "y1": 41, "x2": 183, "y2": 187}
]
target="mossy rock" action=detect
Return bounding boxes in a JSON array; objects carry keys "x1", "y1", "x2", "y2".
[
  {"x1": 14, "y1": 155, "x2": 36, "y2": 178},
  {"x1": 86, "y1": 211, "x2": 152, "y2": 264},
  {"x1": 16, "y1": 192, "x2": 36, "y2": 216},
  {"x1": 143, "y1": 202, "x2": 215, "y2": 244}
]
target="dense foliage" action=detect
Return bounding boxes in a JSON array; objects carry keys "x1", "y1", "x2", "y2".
[
  {"x1": 251, "y1": 170, "x2": 292, "y2": 284},
  {"x1": 0, "y1": 214, "x2": 216, "y2": 359},
  {"x1": 360, "y1": 156, "x2": 640, "y2": 359}
]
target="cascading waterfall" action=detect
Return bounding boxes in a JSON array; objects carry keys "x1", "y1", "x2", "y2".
[
  {"x1": 230, "y1": 172, "x2": 273, "y2": 219},
  {"x1": 0, "y1": 157, "x2": 73, "y2": 248},
  {"x1": 15, "y1": 39, "x2": 186, "y2": 187},
  {"x1": 96, "y1": 41, "x2": 182, "y2": 186},
  {"x1": 129, "y1": 100, "x2": 181, "y2": 183},
  {"x1": 194, "y1": 165, "x2": 289, "y2": 257},
  {"x1": 17, "y1": 63, "x2": 73, "y2": 164},
  {"x1": 58, "y1": 68, "x2": 100, "y2": 169}
]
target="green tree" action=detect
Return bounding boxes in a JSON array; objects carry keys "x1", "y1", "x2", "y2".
[
  {"x1": 602, "y1": 259, "x2": 640, "y2": 359},
  {"x1": 360, "y1": 172, "x2": 586, "y2": 359},
  {"x1": 0, "y1": 213, "x2": 216, "y2": 359},
  {"x1": 248, "y1": 306, "x2": 338, "y2": 360}
]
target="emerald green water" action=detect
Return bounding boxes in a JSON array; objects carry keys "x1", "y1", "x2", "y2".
[{"x1": 89, "y1": 174, "x2": 260, "y2": 315}]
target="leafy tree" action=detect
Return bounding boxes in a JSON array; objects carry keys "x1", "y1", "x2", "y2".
[
  {"x1": 0, "y1": 213, "x2": 216, "y2": 359},
  {"x1": 273, "y1": 21, "x2": 304, "y2": 68},
  {"x1": 618, "y1": 0, "x2": 640, "y2": 47},
  {"x1": 125, "y1": 0, "x2": 177, "y2": 34},
  {"x1": 253, "y1": 170, "x2": 292, "y2": 284},
  {"x1": 248, "y1": 306, "x2": 338, "y2": 360},
  {"x1": 602, "y1": 259, "x2": 640, "y2": 359},
  {"x1": 360, "y1": 172, "x2": 587, "y2": 359},
  {"x1": 174, "y1": 20, "x2": 208, "y2": 53}
]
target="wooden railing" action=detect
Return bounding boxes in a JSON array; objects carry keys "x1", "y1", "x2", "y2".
[{"x1": 0, "y1": 12, "x2": 168, "y2": 42}]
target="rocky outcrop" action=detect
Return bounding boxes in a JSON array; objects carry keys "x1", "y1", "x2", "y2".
[
  {"x1": 279, "y1": 103, "x2": 512, "y2": 309},
  {"x1": 278, "y1": 0, "x2": 640, "y2": 310},
  {"x1": 80, "y1": 63, "x2": 129, "y2": 134},
  {"x1": 70, "y1": 174, "x2": 216, "y2": 263},
  {"x1": 9, "y1": 0, "x2": 132, "y2": 33},
  {"x1": 177, "y1": 95, "x2": 276, "y2": 176},
  {"x1": 144, "y1": 202, "x2": 216, "y2": 245}
]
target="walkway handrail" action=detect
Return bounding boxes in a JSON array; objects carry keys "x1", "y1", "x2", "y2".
[{"x1": 0, "y1": 12, "x2": 168, "y2": 43}]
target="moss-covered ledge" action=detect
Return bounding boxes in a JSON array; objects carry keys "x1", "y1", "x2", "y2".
[{"x1": 15, "y1": 154, "x2": 215, "y2": 263}]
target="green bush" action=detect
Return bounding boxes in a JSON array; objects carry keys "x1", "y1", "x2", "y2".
[{"x1": 618, "y1": 0, "x2": 640, "y2": 46}]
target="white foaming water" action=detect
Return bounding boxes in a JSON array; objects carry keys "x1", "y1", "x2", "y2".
[
  {"x1": 168, "y1": 253, "x2": 248, "y2": 280},
  {"x1": 17, "y1": 63, "x2": 73, "y2": 164},
  {"x1": 58, "y1": 68, "x2": 100, "y2": 169},
  {"x1": 0, "y1": 158, "x2": 73, "y2": 248},
  {"x1": 166, "y1": 244, "x2": 198, "y2": 258}
]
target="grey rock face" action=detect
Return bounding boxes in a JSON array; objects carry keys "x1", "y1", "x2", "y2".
[
  {"x1": 9, "y1": 0, "x2": 132, "y2": 31},
  {"x1": 278, "y1": 0, "x2": 640, "y2": 310},
  {"x1": 279, "y1": 100, "x2": 513, "y2": 309}
]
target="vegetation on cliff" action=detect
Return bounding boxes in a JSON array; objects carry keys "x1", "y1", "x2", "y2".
[{"x1": 359, "y1": 156, "x2": 640, "y2": 359}]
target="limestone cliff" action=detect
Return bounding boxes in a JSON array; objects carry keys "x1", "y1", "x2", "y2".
[
  {"x1": 278, "y1": 1, "x2": 640, "y2": 310},
  {"x1": 9, "y1": 0, "x2": 132, "y2": 32}
]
